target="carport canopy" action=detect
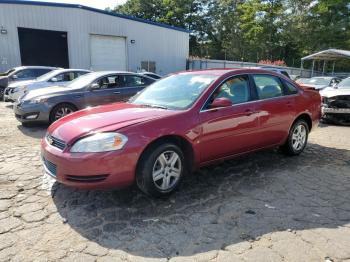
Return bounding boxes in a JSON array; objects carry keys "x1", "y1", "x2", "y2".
[{"x1": 301, "y1": 49, "x2": 350, "y2": 76}]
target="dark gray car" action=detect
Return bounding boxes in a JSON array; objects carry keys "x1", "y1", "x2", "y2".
[
  {"x1": 13, "y1": 71, "x2": 156, "y2": 125},
  {"x1": 0, "y1": 66, "x2": 57, "y2": 100}
]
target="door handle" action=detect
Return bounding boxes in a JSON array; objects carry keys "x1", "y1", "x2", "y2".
[{"x1": 113, "y1": 91, "x2": 121, "y2": 94}]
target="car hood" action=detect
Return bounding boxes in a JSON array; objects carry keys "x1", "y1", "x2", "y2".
[
  {"x1": 301, "y1": 84, "x2": 328, "y2": 90},
  {"x1": 320, "y1": 88, "x2": 350, "y2": 98},
  {"x1": 8, "y1": 80, "x2": 35, "y2": 88},
  {"x1": 23, "y1": 86, "x2": 72, "y2": 100},
  {"x1": 49, "y1": 103, "x2": 180, "y2": 144}
]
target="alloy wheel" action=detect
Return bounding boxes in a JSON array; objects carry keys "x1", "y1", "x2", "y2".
[
  {"x1": 292, "y1": 124, "x2": 307, "y2": 151},
  {"x1": 55, "y1": 107, "x2": 74, "y2": 120},
  {"x1": 152, "y1": 150, "x2": 182, "y2": 191}
]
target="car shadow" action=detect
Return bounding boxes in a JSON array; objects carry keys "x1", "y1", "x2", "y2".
[
  {"x1": 52, "y1": 143, "x2": 350, "y2": 258},
  {"x1": 17, "y1": 123, "x2": 48, "y2": 139}
]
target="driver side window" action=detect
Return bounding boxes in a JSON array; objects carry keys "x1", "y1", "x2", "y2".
[
  {"x1": 207, "y1": 75, "x2": 251, "y2": 108},
  {"x1": 95, "y1": 75, "x2": 121, "y2": 89}
]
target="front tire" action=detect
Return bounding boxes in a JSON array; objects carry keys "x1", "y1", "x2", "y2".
[
  {"x1": 136, "y1": 143, "x2": 185, "y2": 197},
  {"x1": 282, "y1": 119, "x2": 309, "y2": 156},
  {"x1": 49, "y1": 103, "x2": 76, "y2": 124}
]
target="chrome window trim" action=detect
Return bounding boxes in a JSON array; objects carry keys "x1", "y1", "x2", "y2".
[{"x1": 200, "y1": 73, "x2": 299, "y2": 113}]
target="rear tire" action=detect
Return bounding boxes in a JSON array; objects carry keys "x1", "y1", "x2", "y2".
[
  {"x1": 282, "y1": 119, "x2": 309, "y2": 156},
  {"x1": 49, "y1": 103, "x2": 76, "y2": 124},
  {"x1": 136, "y1": 143, "x2": 185, "y2": 197}
]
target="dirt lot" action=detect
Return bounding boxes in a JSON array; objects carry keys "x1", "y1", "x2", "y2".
[{"x1": 0, "y1": 101, "x2": 350, "y2": 262}]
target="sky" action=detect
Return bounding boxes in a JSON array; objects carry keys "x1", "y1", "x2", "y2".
[{"x1": 31, "y1": 0, "x2": 127, "y2": 10}]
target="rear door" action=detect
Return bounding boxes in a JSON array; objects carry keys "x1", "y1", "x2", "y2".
[
  {"x1": 250, "y1": 74, "x2": 296, "y2": 147},
  {"x1": 117, "y1": 75, "x2": 153, "y2": 101}
]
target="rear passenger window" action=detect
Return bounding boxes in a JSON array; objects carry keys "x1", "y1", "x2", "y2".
[
  {"x1": 124, "y1": 75, "x2": 146, "y2": 87},
  {"x1": 15, "y1": 69, "x2": 37, "y2": 79},
  {"x1": 34, "y1": 69, "x2": 52, "y2": 77},
  {"x1": 283, "y1": 81, "x2": 298, "y2": 95},
  {"x1": 252, "y1": 75, "x2": 283, "y2": 99}
]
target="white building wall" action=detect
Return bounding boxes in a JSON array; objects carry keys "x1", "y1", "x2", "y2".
[{"x1": 0, "y1": 3, "x2": 189, "y2": 75}]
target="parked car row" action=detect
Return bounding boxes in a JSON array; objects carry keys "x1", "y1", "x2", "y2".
[
  {"x1": 0, "y1": 66, "x2": 58, "y2": 100},
  {"x1": 4, "y1": 69, "x2": 91, "y2": 102},
  {"x1": 1, "y1": 66, "x2": 159, "y2": 125},
  {"x1": 14, "y1": 71, "x2": 156, "y2": 125}
]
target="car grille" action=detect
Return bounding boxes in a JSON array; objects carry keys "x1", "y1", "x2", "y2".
[
  {"x1": 5, "y1": 88, "x2": 13, "y2": 95},
  {"x1": 43, "y1": 157, "x2": 57, "y2": 177},
  {"x1": 46, "y1": 134, "x2": 66, "y2": 150}
]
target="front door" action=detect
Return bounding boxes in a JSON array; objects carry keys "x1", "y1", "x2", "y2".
[
  {"x1": 83, "y1": 75, "x2": 124, "y2": 107},
  {"x1": 199, "y1": 75, "x2": 260, "y2": 163}
]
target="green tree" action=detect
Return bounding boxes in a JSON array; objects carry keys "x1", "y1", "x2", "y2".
[{"x1": 113, "y1": 0, "x2": 350, "y2": 68}]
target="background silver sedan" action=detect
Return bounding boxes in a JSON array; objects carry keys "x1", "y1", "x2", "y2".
[{"x1": 5, "y1": 69, "x2": 91, "y2": 102}]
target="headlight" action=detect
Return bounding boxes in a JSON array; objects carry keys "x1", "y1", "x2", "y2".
[
  {"x1": 70, "y1": 132, "x2": 128, "y2": 153},
  {"x1": 28, "y1": 97, "x2": 48, "y2": 104}
]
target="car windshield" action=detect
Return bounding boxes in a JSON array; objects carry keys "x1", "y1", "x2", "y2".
[
  {"x1": 337, "y1": 78, "x2": 350, "y2": 89},
  {"x1": 130, "y1": 73, "x2": 218, "y2": 110},
  {"x1": 66, "y1": 73, "x2": 98, "y2": 89},
  {"x1": 308, "y1": 78, "x2": 331, "y2": 85}
]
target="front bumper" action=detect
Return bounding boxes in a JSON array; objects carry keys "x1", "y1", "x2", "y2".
[
  {"x1": 40, "y1": 137, "x2": 139, "y2": 189},
  {"x1": 322, "y1": 107, "x2": 350, "y2": 114},
  {"x1": 4, "y1": 87, "x2": 21, "y2": 102},
  {"x1": 321, "y1": 106, "x2": 350, "y2": 124},
  {"x1": 13, "y1": 101, "x2": 50, "y2": 123}
]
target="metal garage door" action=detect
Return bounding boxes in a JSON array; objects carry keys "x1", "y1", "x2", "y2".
[{"x1": 90, "y1": 35, "x2": 127, "y2": 71}]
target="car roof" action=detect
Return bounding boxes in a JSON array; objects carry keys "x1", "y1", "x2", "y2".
[
  {"x1": 50, "y1": 69, "x2": 91, "y2": 73},
  {"x1": 311, "y1": 76, "x2": 334, "y2": 79},
  {"x1": 174, "y1": 68, "x2": 290, "y2": 77},
  {"x1": 87, "y1": 71, "x2": 143, "y2": 77},
  {"x1": 14, "y1": 66, "x2": 59, "y2": 70}
]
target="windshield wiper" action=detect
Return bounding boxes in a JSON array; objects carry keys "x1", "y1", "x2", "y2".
[{"x1": 141, "y1": 103, "x2": 168, "y2": 110}]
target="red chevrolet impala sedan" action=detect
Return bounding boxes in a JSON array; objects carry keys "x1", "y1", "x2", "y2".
[{"x1": 41, "y1": 69, "x2": 321, "y2": 197}]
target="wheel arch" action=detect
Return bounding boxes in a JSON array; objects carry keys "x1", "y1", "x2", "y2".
[
  {"x1": 137, "y1": 135, "x2": 196, "y2": 174},
  {"x1": 293, "y1": 112, "x2": 313, "y2": 131}
]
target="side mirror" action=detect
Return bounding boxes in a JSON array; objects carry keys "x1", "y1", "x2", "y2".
[
  {"x1": 210, "y1": 97, "x2": 232, "y2": 109},
  {"x1": 89, "y1": 83, "x2": 100, "y2": 90},
  {"x1": 11, "y1": 74, "x2": 18, "y2": 80},
  {"x1": 51, "y1": 77, "x2": 58, "y2": 82}
]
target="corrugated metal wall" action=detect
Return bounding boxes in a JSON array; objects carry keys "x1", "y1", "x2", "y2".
[{"x1": 0, "y1": 3, "x2": 189, "y2": 75}]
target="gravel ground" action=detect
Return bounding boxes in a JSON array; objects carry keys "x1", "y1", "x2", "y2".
[{"x1": 0, "y1": 101, "x2": 350, "y2": 262}]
